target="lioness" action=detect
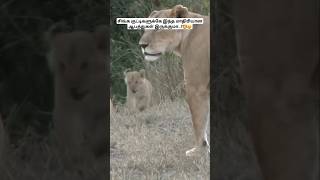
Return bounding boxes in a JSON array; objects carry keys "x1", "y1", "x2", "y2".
[
  {"x1": 45, "y1": 22, "x2": 108, "y2": 166},
  {"x1": 124, "y1": 69, "x2": 153, "y2": 112},
  {"x1": 139, "y1": 5, "x2": 210, "y2": 156}
]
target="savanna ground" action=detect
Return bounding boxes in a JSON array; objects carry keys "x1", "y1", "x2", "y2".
[
  {"x1": 0, "y1": 123, "x2": 106, "y2": 180},
  {"x1": 110, "y1": 100, "x2": 210, "y2": 180},
  {"x1": 110, "y1": 1, "x2": 211, "y2": 179}
]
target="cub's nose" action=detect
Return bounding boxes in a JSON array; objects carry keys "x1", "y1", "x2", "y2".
[
  {"x1": 70, "y1": 87, "x2": 88, "y2": 101},
  {"x1": 139, "y1": 43, "x2": 148, "y2": 49}
]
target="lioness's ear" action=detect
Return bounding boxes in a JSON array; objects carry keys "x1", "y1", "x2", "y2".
[
  {"x1": 94, "y1": 25, "x2": 109, "y2": 50},
  {"x1": 139, "y1": 69, "x2": 145, "y2": 78},
  {"x1": 170, "y1": 5, "x2": 188, "y2": 18},
  {"x1": 148, "y1": 10, "x2": 159, "y2": 18}
]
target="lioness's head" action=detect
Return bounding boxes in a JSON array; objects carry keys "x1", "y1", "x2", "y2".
[
  {"x1": 46, "y1": 23, "x2": 108, "y2": 101},
  {"x1": 139, "y1": 5, "x2": 197, "y2": 61},
  {"x1": 124, "y1": 69, "x2": 146, "y2": 94}
]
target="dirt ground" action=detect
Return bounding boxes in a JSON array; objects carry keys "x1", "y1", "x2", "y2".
[
  {"x1": 0, "y1": 99, "x2": 210, "y2": 180},
  {"x1": 110, "y1": 99, "x2": 210, "y2": 180}
]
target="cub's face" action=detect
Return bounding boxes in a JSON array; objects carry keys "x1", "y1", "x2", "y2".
[
  {"x1": 124, "y1": 70, "x2": 145, "y2": 94},
  {"x1": 47, "y1": 25, "x2": 108, "y2": 101},
  {"x1": 138, "y1": 5, "x2": 189, "y2": 61}
]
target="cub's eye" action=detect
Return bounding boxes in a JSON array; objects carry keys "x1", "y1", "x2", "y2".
[
  {"x1": 80, "y1": 61, "x2": 88, "y2": 70},
  {"x1": 135, "y1": 80, "x2": 138, "y2": 84}
]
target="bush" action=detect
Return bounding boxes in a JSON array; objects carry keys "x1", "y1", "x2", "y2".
[{"x1": 111, "y1": 0, "x2": 210, "y2": 103}]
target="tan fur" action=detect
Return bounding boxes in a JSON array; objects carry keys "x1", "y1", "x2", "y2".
[
  {"x1": 139, "y1": 5, "x2": 210, "y2": 156},
  {"x1": 124, "y1": 69, "x2": 153, "y2": 112},
  {"x1": 46, "y1": 24, "x2": 108, "y2": 166}
]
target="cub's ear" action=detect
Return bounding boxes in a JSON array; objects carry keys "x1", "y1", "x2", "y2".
[
  {"x1": 44, "y1": 21, "x2": 71, "y2": 44},
  {"x1": 94, "y1": 25, "x2": 109, "y2": 51},
  {"x1": 148, "y1": 10, "x2": 159, "y2": 18},
  {"x1": 44, "y1": 21, "x2": 71, "y2": 72},
  {"x1": 139, "y1": 69, "x2": 146, "y2": 78},
  {"x1": 123, "y1": 68, "x2": 130, "y2": 77},
  {"x1": 170, "y1": 5, "x2": 188, "y2": 18}
]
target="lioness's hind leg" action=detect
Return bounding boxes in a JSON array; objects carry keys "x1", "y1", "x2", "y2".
[
  {"x1": 204, "y1": 101, "x2": 210, "y2": 153},
  {"x1": 185, "y1": 87, "x2": 210, "y2": 156}
]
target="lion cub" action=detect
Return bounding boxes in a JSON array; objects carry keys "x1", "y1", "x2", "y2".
[
  {"x1": 45, "y1": 22, "x2": 108, "y2": 166},
  {"x1": 124, "y1": 69, "x2": 152, "y2": 112}
]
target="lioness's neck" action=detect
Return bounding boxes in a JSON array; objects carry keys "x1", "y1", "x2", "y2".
[
  {"x1": 174, "y1": 14, "x2": 209, "y2": 57},
  {"x1": 186, "y1": 12, "x2": 205, "y2": 18}
]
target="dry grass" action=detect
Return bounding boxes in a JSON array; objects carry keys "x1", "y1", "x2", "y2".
[
  {"x1": 0, "y1": 141, "x2": 106, "y2": 180},
  {"x1": 0, "y1": 129, "x2": 105, "y2": 180},
  {"x1": 0, "y1": 100, "x2": 210, "y2": 180},
  {"x1": 144, "y1": 55, "x2": 185, "y2": 102},
  {"x1": 110, "y1": 99, "x2": 210, "y2": 180}
]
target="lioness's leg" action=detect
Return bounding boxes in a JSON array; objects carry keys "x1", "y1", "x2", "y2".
[
  {"x1": 205, "y1": 100, "x2": 210, "y2": 152},
  {"x1": 185, "y1": 85, "x2": 210, "y2": 156}
]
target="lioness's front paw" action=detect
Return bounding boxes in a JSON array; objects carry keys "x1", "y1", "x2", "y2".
[
  {"x1": 206, "y1": 146, "x2": 210, "y2": 156},
  {"x1": 185, "y1": 147, "x2": 200, "y2": 156},
  {"x1": 205, "y1": 142, "x2": 210, "y2": 154}
]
